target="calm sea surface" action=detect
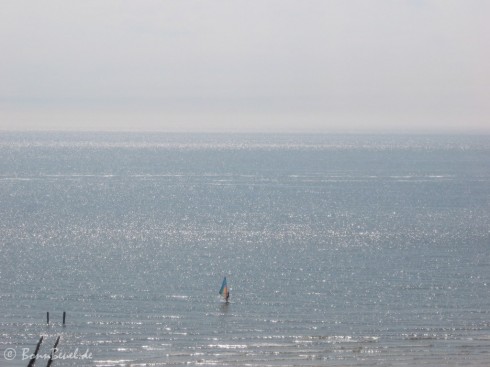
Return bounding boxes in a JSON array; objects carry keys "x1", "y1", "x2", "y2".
[{"x1": 0, "y1": 133, "x2": 489, "y2": 366}]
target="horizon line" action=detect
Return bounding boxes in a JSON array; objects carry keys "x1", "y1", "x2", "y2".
[{"x1": 1, "y1": 128, "x2": 490, "y2": 136}]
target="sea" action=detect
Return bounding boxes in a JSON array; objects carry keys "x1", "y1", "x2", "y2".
[{"x1": 0, "y1": 132, "x2": 489, "y2": 366}]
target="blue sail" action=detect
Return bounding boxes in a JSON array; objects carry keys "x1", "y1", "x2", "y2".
[{"x1": 219, "y1": 277, "x2": 229, "y2": 300}]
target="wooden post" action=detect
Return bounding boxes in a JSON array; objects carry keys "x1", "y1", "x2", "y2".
[
  {"x1": 46, "y1": 336, "x2": 60, "y2": 367},
  {"x1": 46, "y1": 312, "x2": 49, "y2": 324},
  {"x1": 63, "y1": 311, "x2": 66, "y2": 326},
  {"x1": 26, "y1": 336, "x2": 43, "y2": 367}
]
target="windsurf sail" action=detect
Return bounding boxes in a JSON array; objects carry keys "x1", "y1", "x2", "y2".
[{"x1": 219, "y1": 277, "x2": 229, "y2": 301}]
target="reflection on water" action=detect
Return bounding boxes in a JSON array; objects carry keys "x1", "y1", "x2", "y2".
[{"x1": 0, "y1": 133, "x2": 489, "y2": 366}]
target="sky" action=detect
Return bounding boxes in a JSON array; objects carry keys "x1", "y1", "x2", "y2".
[{"x1": 0, "y1": 0, "x2": 488, "y2": 133}]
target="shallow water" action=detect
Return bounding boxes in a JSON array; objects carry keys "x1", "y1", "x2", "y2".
[{"x1": 1, "y1": 133, "x2": 489, "y2": 366}]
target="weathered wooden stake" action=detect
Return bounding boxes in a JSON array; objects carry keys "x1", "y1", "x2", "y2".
[
  {"x1": 27, "y1": 336, "x2": 43, "y2": 367},
  {"x1": 63, "y1": 311, "x2": 66, "y2": 326},
  {"x1": 46, "y1": 336, "x2": 60, "y2": 367},
  {"x1": 46, "y1": 311, "x2": 49, "y2": 324}
]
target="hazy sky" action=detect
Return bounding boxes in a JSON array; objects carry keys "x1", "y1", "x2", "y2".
[{"x1": 1, "y1": 1, "x2": 488, "y2": 133}]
